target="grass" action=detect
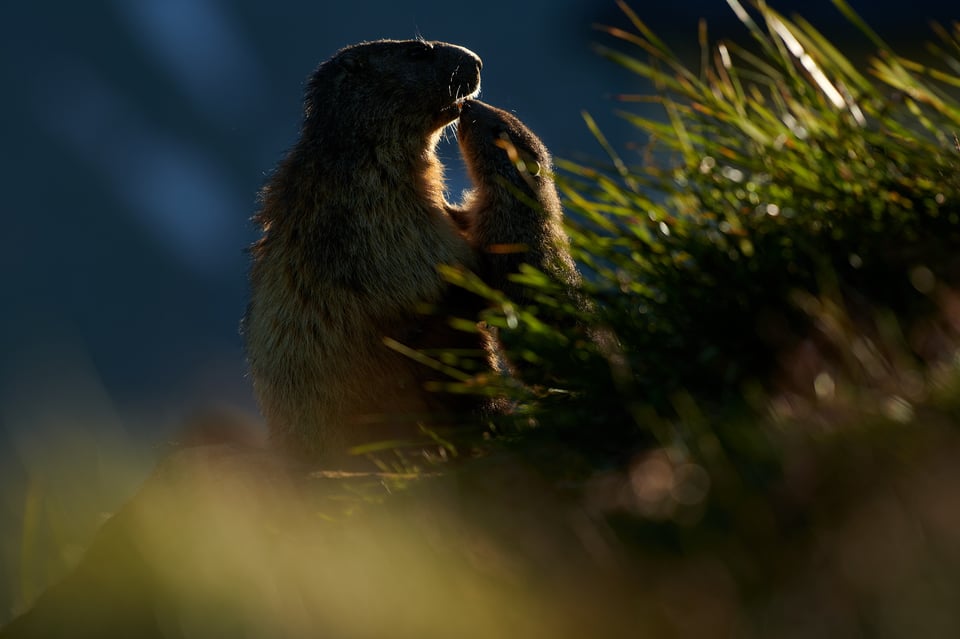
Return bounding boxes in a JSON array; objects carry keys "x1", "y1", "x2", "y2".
[
  {"x1": 561, "y1": 0, "x2": 960, "y2": 403},
  {"x1": 472, "y1": 0, "x2": 960, "y2": 437},
  {"x1": 436, "y1": 0, "x2": 960, "y2": 633},
  {"x1": 5, "y1": 2, "x2": 960, "y2": 636}
]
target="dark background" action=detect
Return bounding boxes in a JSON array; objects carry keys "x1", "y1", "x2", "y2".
[{"x1": 0, "y1": 1, "x2": 953, "y2": 447}]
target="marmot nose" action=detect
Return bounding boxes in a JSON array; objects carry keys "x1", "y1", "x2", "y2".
[{"x1": 452, "y1": 44, "x2": 481, "y2": 71}]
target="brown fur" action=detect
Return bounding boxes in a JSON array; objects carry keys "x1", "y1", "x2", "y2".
[
  {"x1": 455, "y1": 100, "x2": 580, "y2": 302},
  {"x1": 244, "y1": 40, "x2": 484, "y2": 463},
  {"x1": 245, "y1": 44, "x2": 579, "y2": 464}
]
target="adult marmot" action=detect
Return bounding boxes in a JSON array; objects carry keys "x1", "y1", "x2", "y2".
[{"x1": 245, "y1": 40, "x2": 484, "y2": 462}]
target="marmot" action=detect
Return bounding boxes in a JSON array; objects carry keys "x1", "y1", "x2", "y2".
[
  {"x1": 455, "y1": 100, "x2": 583, "y2": 387},
  {"x1": 245, "y1": 42, "x2": 579, "y2": 464},
  {"x1": 244, "y1": 39, "x2": 484, "y2": 462},
  {"x1": 455, "y1": 99, "x2": 580, "y2": 303}
]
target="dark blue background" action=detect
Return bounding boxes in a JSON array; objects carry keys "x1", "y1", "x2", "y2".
[{"x1": 1, "y1": 1, "x2": 952, "y2": 442}]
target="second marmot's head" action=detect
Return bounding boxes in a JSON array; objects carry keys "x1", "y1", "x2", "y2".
[
  {"x1": 303, "y1": 39, "x2": 481, "y2": 144},
  {"x1": 457, "y1": 99, "x2": 556, "y2": 205}
]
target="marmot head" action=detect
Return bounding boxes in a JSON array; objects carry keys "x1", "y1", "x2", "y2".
[
  {"x1": 457, "y1": 99, "x2": 554, "y2": 201},
  {"x1": 304, "y1": 39, "x2": 482, "y2": 144}
]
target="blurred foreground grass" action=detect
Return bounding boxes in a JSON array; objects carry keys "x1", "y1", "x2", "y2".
[{"x1": 5, "y1": 1, "x2": 960, "y2": 636}]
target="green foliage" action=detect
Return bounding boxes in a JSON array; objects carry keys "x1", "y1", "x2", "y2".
[
  {"x1": 579, "y1": 0, "x2": 959, "y2": 394},
  {"x1": 468, "y1": 0, "x2": 960, "y2": 446},
  {"x1": 435, "y1": 3, "x2": 960, "y2": 631}
]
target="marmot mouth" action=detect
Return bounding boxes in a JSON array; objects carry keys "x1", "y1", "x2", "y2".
[{"x1": 438, "y1": 84, "x2": 481, "y2": 123}]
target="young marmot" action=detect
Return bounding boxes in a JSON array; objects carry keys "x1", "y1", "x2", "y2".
[
  {"x1": 455, "y1": 99, "x2": 580, "y2": 303},
  {"x1": 244, "y1": 40, "x2": 484, "y2": 462}
]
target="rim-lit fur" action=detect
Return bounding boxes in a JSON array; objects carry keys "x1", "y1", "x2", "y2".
[
  {"x1": 456, "y1": 99, "x2": 580, "y2": 303},
  {"x1": 245, "y1": 40, "x2": 482, "y2": 461}
]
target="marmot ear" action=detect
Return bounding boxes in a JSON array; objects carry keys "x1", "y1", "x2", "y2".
[{"x1": 338, "y1": 53, "x2": 366, "y2": 74}]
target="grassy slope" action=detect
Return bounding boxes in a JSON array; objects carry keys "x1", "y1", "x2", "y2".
[
  {"x1": 5, "y1": 2, "x2": 960, "y2": 636},
  {"x1": 440, "y1": 0, "x2": 960, "y2": 634}
]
